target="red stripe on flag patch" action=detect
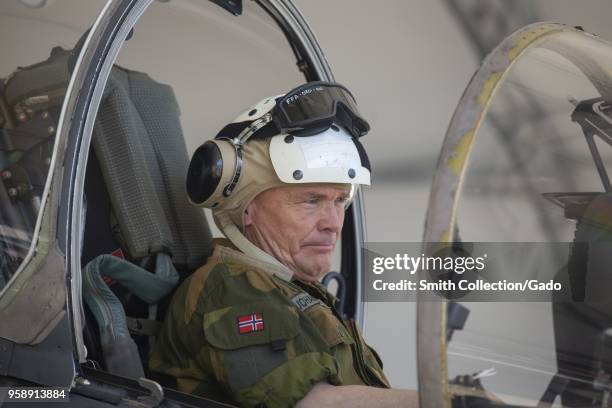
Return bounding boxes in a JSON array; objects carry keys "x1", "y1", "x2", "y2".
[
  {"x1": 237, "y1": 313, "x2": 264, "y2": 334},
  {"x1": 111, "y1": 248, "x2": 125, "y2": 259}
]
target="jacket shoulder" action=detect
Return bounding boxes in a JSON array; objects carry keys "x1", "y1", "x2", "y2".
[{"x1": 185, "y1": 251, "x2": 293, "y2": 315}]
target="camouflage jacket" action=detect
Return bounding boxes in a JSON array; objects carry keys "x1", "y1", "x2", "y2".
[{"x1": 149, "y1": 243, "x2": 389, "y2": 407}]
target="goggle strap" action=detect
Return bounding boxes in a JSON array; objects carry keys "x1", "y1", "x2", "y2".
[{"x1": 235, "y1": 113, "x2": 272, "y2": 145}]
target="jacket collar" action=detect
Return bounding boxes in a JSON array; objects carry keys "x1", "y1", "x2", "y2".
[{"x1": 211, "y1": 239, "x2": 293, "y2": 282}]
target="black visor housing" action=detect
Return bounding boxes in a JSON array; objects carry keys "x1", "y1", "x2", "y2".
[{"x1": 273, "y1": 81, "x2": 370, "y2": 138}]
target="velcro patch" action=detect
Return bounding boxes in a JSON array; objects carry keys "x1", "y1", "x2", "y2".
[
  {"x1": 237, "y1": 313, "x2": 264, "y2": 334},
  {"x1": 291, "y1": 292, "x2": 323, "y2": 312}
]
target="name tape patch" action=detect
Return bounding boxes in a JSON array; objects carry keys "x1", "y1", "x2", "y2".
[{"x1": 291, "y1": 292, "x2": 323, "y2": 312}]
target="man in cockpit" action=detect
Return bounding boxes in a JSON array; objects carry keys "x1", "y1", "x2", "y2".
[{"x1": 149, "y1": 82, "x2": 418, "y2": 407}]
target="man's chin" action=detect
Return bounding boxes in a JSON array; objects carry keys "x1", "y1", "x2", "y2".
[
  {"x1": 295, "y1": 273, "x2": 321, "y2": 283},
  {"x1": 295, "y1": 262, "x2": 330, "y2": 282},
  {"x1": 303, "y1": 244, "x2": 335, "y2": 254}
]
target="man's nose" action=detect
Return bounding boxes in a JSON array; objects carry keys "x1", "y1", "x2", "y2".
[{"x1": 318, "y1": 203, "x2": 344, "y2": 233}]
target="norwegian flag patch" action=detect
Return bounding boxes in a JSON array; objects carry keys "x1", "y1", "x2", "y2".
[{"x1": 237, "y1": 313, "x2": 264, "y2": 334}]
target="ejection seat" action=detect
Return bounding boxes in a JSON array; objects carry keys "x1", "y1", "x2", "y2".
[
  {"x1": 1, "y1": 42, "x2": 214, "y2": 383},
  {"x1": 78, "y1": 63, "x2": 213, "y2": 378}
]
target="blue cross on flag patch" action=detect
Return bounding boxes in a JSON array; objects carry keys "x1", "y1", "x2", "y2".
[{"x1": 237, "y1": 313, "x2": 264, "y2": 334}]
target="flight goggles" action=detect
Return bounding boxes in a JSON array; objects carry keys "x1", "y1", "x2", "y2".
[{"x1": 273, "y1": 81, "x2": 370, "y2": 138}]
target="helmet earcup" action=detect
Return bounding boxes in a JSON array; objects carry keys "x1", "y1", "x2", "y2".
[{"x1": 187, "y1": 141, "x2": 225, "y2": 206}]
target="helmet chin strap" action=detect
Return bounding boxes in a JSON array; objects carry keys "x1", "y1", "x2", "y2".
[{"x1": 219, "y1": 220, "x2": 294, "y2": 282}]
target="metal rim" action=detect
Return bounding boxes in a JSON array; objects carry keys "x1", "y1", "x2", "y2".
[
  {"x1": 63, "y1": 0, "x2": 154, "y2": 363},
  {"x1": 417, "y1": 22, "x2": 581, "y2": 408}
]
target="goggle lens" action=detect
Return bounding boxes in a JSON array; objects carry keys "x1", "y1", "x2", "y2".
[{"x1": 275, "y1": 82, "x2": 369, "y2": 137}]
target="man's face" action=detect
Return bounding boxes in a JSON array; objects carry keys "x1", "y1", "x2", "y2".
[{"x1": 243, "y1": 185, "x2": 350, "y2": 282}]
